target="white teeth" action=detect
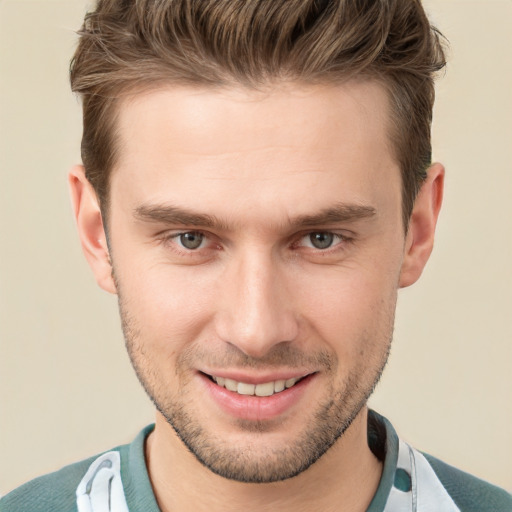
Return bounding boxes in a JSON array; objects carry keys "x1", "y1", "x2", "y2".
[
  {"x1": 237, "y1": 382, "x2": 255, "y2": 395},
  {"x1": 255, "y1": 381, "x2": 275, "y2": 397},
  {"x1": 274, "y1": 380, "x2": 285, "y2": 393},
  {"x1": 211, "y1": 375, "x2": 303, "y2": 396},
  {"x1": 285, "y1": 378, "x2": 298, "y2": 388},
  {"x1": 224, "y1": 378, "x2": 238, "y2": 392}
]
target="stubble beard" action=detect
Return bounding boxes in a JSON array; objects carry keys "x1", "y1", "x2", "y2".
[{"x1": 117, "y1": 292, "x2": 392, "y2": 484}]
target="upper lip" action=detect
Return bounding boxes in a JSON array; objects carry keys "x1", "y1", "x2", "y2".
[{"x1": 199, "y1": 370, "x2": 314, "y2": 384}]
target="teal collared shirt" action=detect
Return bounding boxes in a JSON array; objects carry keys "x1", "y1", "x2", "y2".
[{"x1": 2, "y1": 411, "x2": 511, "y2": 512}]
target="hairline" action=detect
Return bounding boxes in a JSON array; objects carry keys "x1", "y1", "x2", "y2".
[{"x1": 96, "y1": 75, "x2": 412, "y2": 234}]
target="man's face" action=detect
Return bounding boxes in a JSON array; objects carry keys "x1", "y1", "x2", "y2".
[{"x1": 106, "y1": 81, "x2": 407, "y2": 482}]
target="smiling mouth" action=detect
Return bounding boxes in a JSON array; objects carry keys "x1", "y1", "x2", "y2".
[{"x1": 206, "y1": 374, "x2": 310, "y2": 397}]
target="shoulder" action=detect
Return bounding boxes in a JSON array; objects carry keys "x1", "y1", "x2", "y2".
[
  {"x1": 423, "y1": 452, "x2": 512, "y2": 512},
  {"x1": 0, "y1": 450, "x2": 120, "y2": 512},
  {"x1": 0, "y1": 425, "x2": 154, "y2": 512}
]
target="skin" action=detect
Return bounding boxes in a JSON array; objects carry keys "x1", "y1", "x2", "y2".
[{"x1": 69, "y1": 81, "x2": 444, "y2": 512}]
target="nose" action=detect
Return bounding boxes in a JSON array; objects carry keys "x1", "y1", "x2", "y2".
[{"x1": 214, "y1": 249, "x2": 299, "y2": 359}]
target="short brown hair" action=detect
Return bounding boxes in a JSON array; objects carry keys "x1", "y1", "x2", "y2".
[{"x1": 70, "y1": 0, "x2": 447, "y2": 227}]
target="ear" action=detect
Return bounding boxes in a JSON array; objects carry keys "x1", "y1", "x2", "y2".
[
  {"x1": 68, "y1": 165, "x2": 117, "y2": 294},
  {"x1": 399, "y1": 163, "x2": 445, "y2": 288}
]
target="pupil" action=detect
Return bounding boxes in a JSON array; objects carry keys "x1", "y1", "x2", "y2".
[
  {"x1": 310, "y1": 232, "x2": 334, "y2": 249},
  {"x1": 180, "y1": 232, "x2": 203, "y2": 250}
]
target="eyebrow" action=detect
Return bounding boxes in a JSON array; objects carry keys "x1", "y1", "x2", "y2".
[
  {"x1": 292, "y1": 204, "x2": 377, "y2": 226},
  {"x1": 134, "y1": 205, "x2": 228, "y2": 229},
  {"x1": 133, "y1": 202, "x2": 376, "y2": 230}
]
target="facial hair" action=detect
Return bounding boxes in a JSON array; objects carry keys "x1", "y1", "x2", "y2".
[{"x1": 117, "y1": 287, "x2": 392, "y2": 484}]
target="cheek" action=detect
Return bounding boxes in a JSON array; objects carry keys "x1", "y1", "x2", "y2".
[
  {"x1": 294, "y1": 264, "x2": 398, "y2": 356},
  {"x1": 115, "y1": 260, "x2": 219, "y2": 348}
]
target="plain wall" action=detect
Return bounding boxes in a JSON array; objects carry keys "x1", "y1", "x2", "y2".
[{"x1": 0, "y1": 0, "x2": 510, "y2": 494}]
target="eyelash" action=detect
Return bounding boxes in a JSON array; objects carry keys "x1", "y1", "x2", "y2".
[
  {"x1": 292, "y1": 232, "x2": 349, "y2": 251},
  {"x1": 159, "y1": 231, "x2": 216, "y2": 255},
  {"x1": 158, "y1": 230, "x2": 353, "y2": 256}
]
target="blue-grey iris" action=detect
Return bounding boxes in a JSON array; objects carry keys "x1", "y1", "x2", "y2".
[
  {"x1": 180, "y1": 232, "x2": 203, "y2": 249},
  {"x1": 310, "y1": 232, "x2": 334, "y2": 249}
]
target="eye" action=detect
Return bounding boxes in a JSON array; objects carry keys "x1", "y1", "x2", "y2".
[
  {"x1": 176, "y1": 231, "x2": 205, "y2": 250},
  {"x1": 300, "y1": 232, "x2": 343, "y2": 250}
]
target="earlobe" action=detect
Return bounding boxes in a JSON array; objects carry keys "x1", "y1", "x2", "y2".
[
  {"x1": 68, "y1": 165, "x2": 117, "y2": 294},
  {"x1": 399, "y1": 163, "x2": 445, "y2": 288}
]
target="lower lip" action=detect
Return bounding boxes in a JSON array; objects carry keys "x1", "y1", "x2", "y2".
[{"x1": 199, "y1": 373, "x2": 315, "y2": 422}]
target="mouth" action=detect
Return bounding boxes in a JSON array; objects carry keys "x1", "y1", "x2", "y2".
[
  {"x1": 200, "y1": 371, "x2": 317, "y2": 421},
  {"x1": 205, "y1": 374, "x2": 310, "y2": 397}
]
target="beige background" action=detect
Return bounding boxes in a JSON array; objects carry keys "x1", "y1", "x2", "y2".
[{"x1": 0, "y1": 0, "x2": 511, "y2": 495}]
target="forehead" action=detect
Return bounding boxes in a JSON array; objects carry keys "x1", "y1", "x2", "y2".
[
  {"x1": 111, "y1": 81, "x2": 400, "y2": 224},
  {"x1": 115, "y1": 80, "x2": 392, "y2": 161}
]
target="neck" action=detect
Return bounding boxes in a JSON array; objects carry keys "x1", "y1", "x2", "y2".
[{"x1": 146, "y1": 407, "x2": 382, "y2": 512}]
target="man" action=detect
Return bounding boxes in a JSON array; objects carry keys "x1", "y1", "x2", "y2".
[{"x1": 1, "y1": 0, "x2": 510, "y2": 511}]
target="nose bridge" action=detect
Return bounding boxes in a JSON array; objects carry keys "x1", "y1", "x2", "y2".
[{"x1": 216, "y1": 247, "x2": 298, "y2": 358}]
